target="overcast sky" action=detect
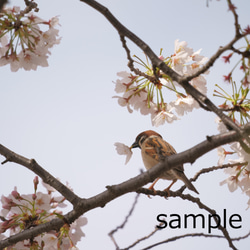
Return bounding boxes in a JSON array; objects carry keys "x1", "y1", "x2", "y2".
[{"x1": 1, "y1": 0, "x2": 250, "y2": 249}]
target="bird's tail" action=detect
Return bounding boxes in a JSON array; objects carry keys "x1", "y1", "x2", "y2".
[{"x1": 180, "y1": 174, "x2": 199, "y2": 194}]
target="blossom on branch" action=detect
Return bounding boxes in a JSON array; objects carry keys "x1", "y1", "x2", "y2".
[
  {"x1": 219, "y1": 142, "x2": 250, "y2": 208},
  {"x1": 0, "y1": 177, "x2": 87, "y2": 249},
  {"x1": 151, "y1": 105, "x2": 178, "y2": 126},
  {"x1": 222, "y1": 53, "x2": 233, "y2": 63},
  {"x1": 0, "y1": 6, "x2": 61, "y2": 71},
  {"x1": 171, "y1": 95, "x2": 199, "y2": 116},
  {"x1": 113, "y1": 40, "x2": 208, "y2": 126}
]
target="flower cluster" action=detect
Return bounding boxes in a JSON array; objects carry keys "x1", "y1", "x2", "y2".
[
  {"x1": 217, "y1": 32, "x2": 250, "y2": 124},
  {"x1": 215, "y1": 117, "x2": 250, "y2": 208},
  {"x1": 0, "y1": 6, "x2": 60, "y2": 71},
  {"x1": 215, "y1": 77, "x2": 250, "y2": 125},
  {"x1": 219, "y1": 142, "x2": 250, "y2": 209},
  {"x1": 214, "y1": 32, "x2": 250, "y2": 204},
  {"x1": 0, "y1": 176, "x2": 87, "y2": 249},
  {"x1": 113, "y1": 40, "x2": 208, "y2": 127}
]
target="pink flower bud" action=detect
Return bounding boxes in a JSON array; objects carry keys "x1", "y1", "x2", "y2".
[
  {"x1": 33, "y1": 176, "x2": 39, "y2": 191},
  {"x1": 32, "y1": 193, "x2": 37, "y2": 200},
  {"x1": 2, "y1": 196, "x2": 16, "y2": 210},
  {"x1": 11, "y1": 190, "x2": 21, "y2": 200}
]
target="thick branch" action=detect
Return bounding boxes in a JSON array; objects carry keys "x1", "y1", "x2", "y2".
[
  {"x1": 0, "y1": 144, "x2": 82, "y2": 207},
  {"x1": 1, "y1": 123, "x2": 250, "y2": 248},
  {"x1": 0, "y1": 1, "x2": 248, "y2": 249},
  {"x1": 79, "y1": 0, "x2": 249, "y2": 149},
  {"x1": 0, "y1": 0, "x2": 7, "y2": 12}
]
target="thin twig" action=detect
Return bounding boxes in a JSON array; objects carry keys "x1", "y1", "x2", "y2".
[
  {"x1": 120, "y1": 224, "x2": 163, "y2": 250},
  {"x1": 136, "y1": 162, "x2": 248, "y2": 250},
  {"x1": 80, "y1": 0, "x2": 249, "y2": 150},
  {"x1": 227, "y1": 0, "x2": 241, "y2": 37},
  {"x1": 136, "y1": 188, "x2": 237, "y2": 249},
  {"x1": 120, "y1": 34, "x2": 159, "y2": 85},
  {"x1": 192, "y1": 161, "x2": 247, "y2": 183},
  {"x1": 108, "y1": 193, "x2": 140, "y2": 249},
  {"x1": 140, "y1": 231, "x2": 250, "y2": 250}
]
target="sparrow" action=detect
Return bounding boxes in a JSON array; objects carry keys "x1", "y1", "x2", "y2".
[{"x1": 131, "y1": 130, "x2": 199, "y2": 195}]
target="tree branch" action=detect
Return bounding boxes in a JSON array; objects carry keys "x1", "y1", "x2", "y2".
[
  {"x1": 140, "y1": 231, "x2": 250, "y2": 250},
  {"x1": 108, "y1": 193, "x2": 140, "y2": 249},
  {"x1": 135, "y1": 190, "x2": 236, "y2": 249},
  {"x1": 0, "y1": 1, "x2": 249, "y2": 248},
  {"x1": 79, "y1": 0, "x2": 249, "y2": 148},
  {"x1": 120, "y1": 225, "x2": 161, "y2": 250},
  {"x1": 0, "y1": 144, "x2": 82, "y2": 207},
  {"x1": 0, "y1": 0, "x2": 7, "y2": 12},
  {"x1": 1, "y1": 123, "x2": 250, "y2": 248}
]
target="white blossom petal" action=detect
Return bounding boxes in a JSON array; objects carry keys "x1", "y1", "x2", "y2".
[{"x1": 114, "y1": 142, "x2": 133, "y2": 164}]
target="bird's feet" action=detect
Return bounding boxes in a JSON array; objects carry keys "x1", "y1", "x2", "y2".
[
  {"x1": 147, "y1": 186, "x2": 157, "y2": 198},
  {"x1": 163, "y1": 187, "x2": 171, "y2": 199}
]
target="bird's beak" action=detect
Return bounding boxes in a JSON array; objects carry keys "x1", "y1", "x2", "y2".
[{"x1": 130, "y1": 141, "x2": 139, "y2": 149}]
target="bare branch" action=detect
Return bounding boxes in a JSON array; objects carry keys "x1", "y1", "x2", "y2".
[
  {"x1": 108, "y1": 193, "x2": 140, "y2": 249},
  {"x1": 135, "y1": 189, "x2": 236, "y2": 249},
  {"x1": 227, "y1": 0, "x2": 241, "y2": 37},
  {"x1": 183, "y1": 36, "x2": 242, "y2": 83},
  {"x1": 192, "y1": 161, "x2": 248, "y2": 181},
  {"x1": 0, "y1": 0, "x2": 7, "y2": 12},
  {"x1": 120, "y1": 225, "x2": 162, "y2": 250},
  {"x1": 140, "y1": 231, "x2": 250, "y2": 250},
  {"x1": 174, "y1": 161, "x2": 248, "y2": 195},
  {"x1": 231, "y1": 46, "x2": 250, "y2": 58}
]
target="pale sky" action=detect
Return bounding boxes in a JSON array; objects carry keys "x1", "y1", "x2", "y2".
[{"x1": 0, "y1": 0, "x2": 250, "y2": 249}]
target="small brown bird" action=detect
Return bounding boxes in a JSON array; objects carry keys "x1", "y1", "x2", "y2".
[{"x1": 131, "y1": 130, "x2": 199, "y2": 195}]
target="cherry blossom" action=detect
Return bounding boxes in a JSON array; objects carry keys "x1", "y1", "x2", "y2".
[
  {"x1": 171, "y1": 95, "x2": 199, "y2": 116},
  {"x1": 0, "y1": 7, "x2": 61, "y2": 71},
  {"x1": 0, "y1": 177, "x2": 87, "y2": 249},
  {"x1": 230, "y1": 142, "x2": 250, "y2": 171},
  {"x1": 114, "y1": 142, "x2": 133, "y2": 164},
  {"x1": 151, "y1": 106, "x2": 178, "y2": 127},
  {"x1": 113, "y1": 40, "x2": 208, "y2": 127},
  {"x1": 217, "y1": 147, "x2": 227, "y2": 166},
  {"x1": 215, "y1": 117, "x2": 228, "y2": 133},
  {"x1": 219, "y1": 141, "x2": 250, "y2": 206},
  {"x1": 113, "y1": 71, "x2": 135, "y2": 93},
  {"x1": 220, "y1": 174, "x2": 239, "y2": 192}
]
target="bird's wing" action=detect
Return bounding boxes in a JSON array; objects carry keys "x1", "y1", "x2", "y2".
[{"x1": 144, "y1": 136, "x2": 177, "y2": 162}]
